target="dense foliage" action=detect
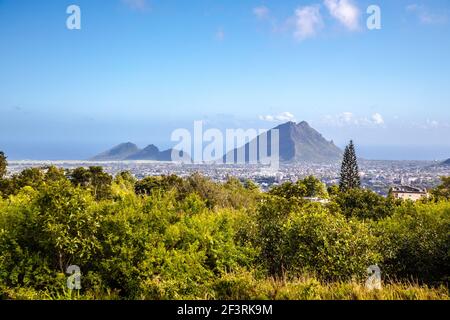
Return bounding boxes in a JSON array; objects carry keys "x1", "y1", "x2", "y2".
[
  {"x1": 339, "y1": 140, "x2": 361, "y2": 192},
  {"x1": 0, "y1": 162, "x2": 448, "y2": 300},
  {"x1": 432, "y1": 176, "x2": 450, "y2": 201}
]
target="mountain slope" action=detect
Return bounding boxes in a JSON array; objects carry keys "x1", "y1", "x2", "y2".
[
  {"x1": 125, "y1": 144, "x2": 160, "y2": 160},
  {"x1": 90, "y1": 143, "x2": 189, "y2": 162},
  {"x1": 90, "y1": 142, "x2": 140, "y2": 161},
  {"x1": 90, "y1": 121, "x2": 341, "y2": 163},
  {"x1": 442, "y1": 158, "x2": 450, "y2": 166},
  {"x1": 125, "y1": 145, "x2": 187, "y2": 161},
  {"x1": 287, "y1": 121, "x2": 343, "y2": 162},
  {"x1": 225, "y1": 121, "x2": 343, "y2": 163}
]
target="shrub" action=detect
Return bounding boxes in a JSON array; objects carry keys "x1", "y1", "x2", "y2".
[
  {"x1": 376, "y1": 201, "x2": 450, "y2": 284},
  {"x1": 0, "y1": 168, "x2": 448, "y2": 299},
  {"x1": 335, "y1": 188, "x2": 397, "y2": 220},
  {"x1": 285, "y1": 208, "x2": 380, "y2": 281},
  {"x1": 256, "y1": 195, "x2": 381, "y2": 281}
]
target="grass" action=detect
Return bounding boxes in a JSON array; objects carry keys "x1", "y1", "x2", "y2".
[{"x1": 1, "y1": 274, "x2": 448, "y2": 300}]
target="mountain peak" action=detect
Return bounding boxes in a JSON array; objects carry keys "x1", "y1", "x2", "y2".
[
  {"x1": 226, "y1": 120, "x2": 343, "y2": 163},
  {"x1": 276, "y1": 121, "x2": 311, "y2": 129},
  {"x1": 142, "y1": 144, "x2": 160, "y2": 152},
  {"x1": 298, "y1": 120, "x2": 310, "y2": 127},
  {"x1": 275, "y1": 121, "x2": 297, "y2": 131},
  {"x1": 278, "y1": 120, "x2": 296, "y2": 126},
  {"x1": 90, "y1": 142, "x2": 140, "y2": 161},
  {"x1": 90, "y1": 142, "x2": 191, "y2": 162},
  {"x1": 126, "y1": 144, "x2": 160, "y2": 160}
]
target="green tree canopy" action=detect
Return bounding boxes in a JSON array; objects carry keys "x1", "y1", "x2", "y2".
[
  {"x1": 432, "y1": 176, "x2": 450, "y2": 200},
  {"x1": 339, "y1": 140, "x2": 361, "y2": 192},
  {"x1": 335, "y1": 188, "x2": 397, "y2": 220},
  {"x1": 269, "y1": 176, "x2": 328, "y2": 200},
  {"x1": 68, "y1": 167, "x2": 112, "y2": 200}
]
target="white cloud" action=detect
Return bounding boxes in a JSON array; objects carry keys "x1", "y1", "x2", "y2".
[
  {"x1": 416, "y1": 119, "x2": 450, "y2": 129},
  {"x1": 259, "y1": 112, "x2": 296, "y2": 122},
  {"x1": 340, "y1": 112, "x2": 354, "y2": 124},
  {"x1": 324, "y1": 112, "x2": 385, "y2": 127},
  {"x1": 371, "y1": 113, "x2": 384, "y2": 125},
  {"x1": 254, "y1": 1, "x2": 365, "y2": 42},
  {"x1": 121, "y1": 0, "x2": 149, "y2": 11},
  {"x1": 292, "y1": 5, "x2": 324, "y2": 41},
  {"x1": 253, "y1": 6, "x2": 270, "y2": 20},
  {"x1": 324, "y1": 0, "x2": 360, "y2": 30},
  {"x1": 406, "y1": 4, "x2": 448, "y2": 25},
  {"x1": 428, "y1": 120, "x2": 439, "y2": 128}
]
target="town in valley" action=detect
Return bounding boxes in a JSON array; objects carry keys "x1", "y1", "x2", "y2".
[{"x1": 7, "y1": 159, "x2": 450, "y2": 197}]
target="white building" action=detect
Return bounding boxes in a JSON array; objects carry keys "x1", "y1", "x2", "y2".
[{"x1": 391, "y1": 186, "x2": 428, "y2": 201}]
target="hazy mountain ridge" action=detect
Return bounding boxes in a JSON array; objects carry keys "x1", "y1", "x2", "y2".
[
  {"x1": 225, "y1": 121, "x2": 343, "y2": 163},
  {"x1": 90, "y1": 142, "x2": 140, "y2": 161},
  {"x1": 90, "y1": 143, "x2": 185, "y2": 161},
  {"x1": 125, "y1": 144, "x2": 161, "y2": 160},
  {"x1": 91, "y1": 121, "x2": 342, "y2": 163}
]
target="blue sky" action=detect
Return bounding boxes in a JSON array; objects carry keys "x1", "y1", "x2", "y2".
[{"x1": 0, "y1": 0, "x2": 450, "y2": 160}]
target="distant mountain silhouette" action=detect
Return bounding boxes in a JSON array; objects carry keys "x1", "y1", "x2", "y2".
[
  {"x1": 225, "y1": 121, "x2": 343, "y2": 163},
  {"x1": 90, "y1": 143, "x2": 188, "y2": 161},
  {"x1": 125, "y1": 144, "x2": 160, "y2": 160},
  {"x1": 125, "y1": 144, "x2": 187, "y2": 161},
  {"x1": 442, "y1": 158, "x2": 450, "y2": 166},
  {"x1": 90, "y1": 121, "x2": 341, "y2": 163},
  {"x1": 90, "y1": 142, "x2": 139, "y2": 161}
]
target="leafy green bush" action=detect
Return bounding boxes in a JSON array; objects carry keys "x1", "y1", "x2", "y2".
[
  {"x1": 376, "y1": 201, "x2": 450, "y2": 284},
  {"x1": 334, "y1": 188, "x2": 397, "y2": 220},
  {"x1": 285, "y1": 208, "x2": 380, "y2": 281},
  {"x1": 256, "y1": 195, "x2": 380, "y2": 281},
  {"x1": 0, "y1": 168, "x2": 448, "y2": 300},
  {"x1": 269, "y1": 176, "x2": 328, "y2": 200}
]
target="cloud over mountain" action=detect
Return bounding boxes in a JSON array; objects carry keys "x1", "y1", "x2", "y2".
[{"x1": 259, "y1": 112, "x2": 296, "y2": 123}]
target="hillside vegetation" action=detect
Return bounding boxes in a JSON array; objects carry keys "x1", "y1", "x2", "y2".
[{"x1": 0, "y1": 165, "x2": 449, "y2": 300}]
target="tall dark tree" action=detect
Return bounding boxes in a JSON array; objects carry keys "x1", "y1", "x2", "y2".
[
  {"x1": 339, "y1": 140, "x2": 361, "y2": 192},
  {"x1": 0, "y1": 151, "x2": 7, "y2": 178}
]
